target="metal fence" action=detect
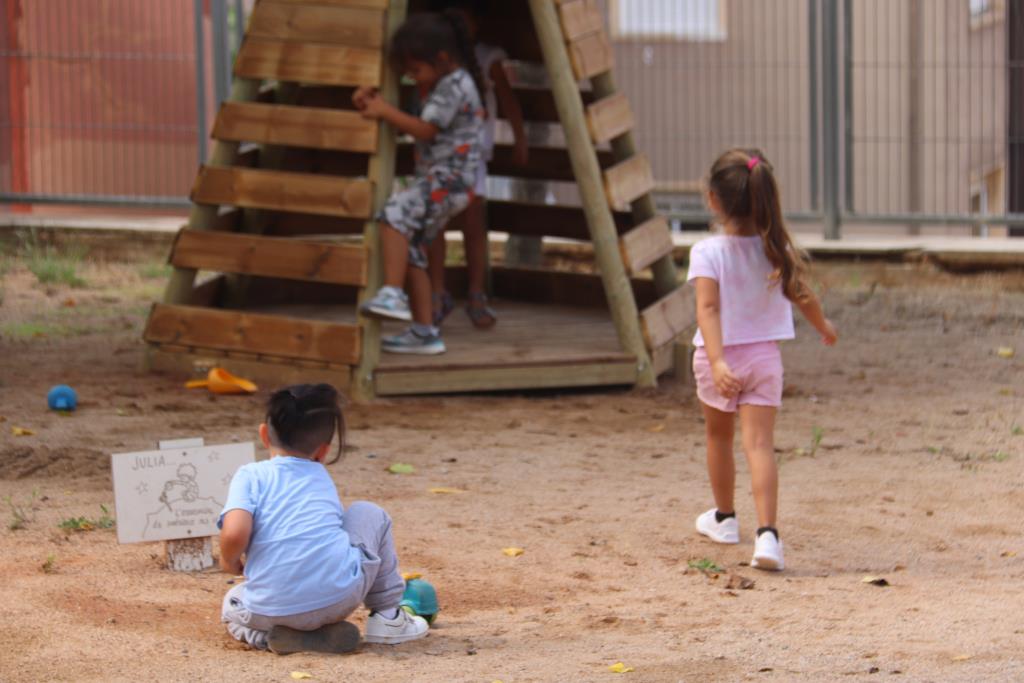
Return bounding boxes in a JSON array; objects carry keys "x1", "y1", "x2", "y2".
[{"x1": 0, "y1": 0, "x2": 1020, "y2": 237}]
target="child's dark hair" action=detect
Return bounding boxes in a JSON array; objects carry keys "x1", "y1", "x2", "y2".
[
  {"x1": 390, "y1": 11, "x2": 486, "y2": 113},
  {"x1": 707, "y1": 148, "x2": 810, "y2": 302},
  {"x1": 265, "y1": 384, "x2": 345, "y2": 463}
]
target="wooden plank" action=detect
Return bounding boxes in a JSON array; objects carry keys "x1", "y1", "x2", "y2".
[
  {"x1": 487, "y1": 200, "x2": 631, "y2": 240},
  {"x1": 490, "y1": 266, "x2": 658, "y2": 310},
  {"x1": 235, "y1": 38, "x2": 381, "y2": 87},
  {"x1": 147, "y1": 345, "x2": 352, "y2": 392},
  {"x1": 267, "y1": 0, "x2": 387, "y2": 8},
  {"x1": 566, "y1": 30, "x2": 614, "y2": 80},
  {"x1": 604, "y1": 154, "x2": 655, "y2": 210},
  {"x1": 375, "y1": 358, "x2": 637, "y2": 396},
  {"x1": 191, "y1": 166, "x2": 373, "y2": 219},
  {"x1": 640, "y1": 287, "x2": 695, "y2": 350},
  {"x1": 557, "y1": 0, "x2": 604, "y2": 41},
  {"x1": 586, "y1": 93, "x2": 634, "y2": 144},
  {"x1": 619, "y1": 216, "x2": 674, "y2": 274},
  {"x1": 144, "y1": 304, "x2": 361, "y2": 365},
  {"x1": 214, "y1": 102, "x2": 378, "y2": 153},
  {"x1": 248, "y1": 2, "x2": 385, "y2": 48},
  {"x1": 171, "y1": 229, "x2": 368, "y2": 286}
]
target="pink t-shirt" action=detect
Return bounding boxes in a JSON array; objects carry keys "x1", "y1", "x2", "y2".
[{"x1": 686, "y1": 234, "x2": 795, "y2": 348}]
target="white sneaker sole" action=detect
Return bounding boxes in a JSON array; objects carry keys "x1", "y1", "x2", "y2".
[
  {"x1": 382, "y1": 343, "x2": 446, "y2": 355},
  {"x1": 363, "y1": 630, "x2": 429, "y2": 645},
  {"x1": 695, "y1": 518, "x2": 739, "y2": 544},
  {"x1": 361, "y1": 304, "x2": 412, "y2": 322},
  {"x1": 751, "y1": 556, "x2": 783, "y2": 571}
]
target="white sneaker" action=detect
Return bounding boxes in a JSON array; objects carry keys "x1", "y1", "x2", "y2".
[
  {"x1": 364, "y1": 609, "x2": 429, "y2": 645},
  {"x1": 751, "y1": 530, "x2": 785, "y2": 571},
  {"x1": 695, "y1": 508, "x2": 739, "y2": 544}
]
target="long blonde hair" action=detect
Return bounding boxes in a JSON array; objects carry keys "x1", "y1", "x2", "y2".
[{"x1": 707, "y1": 148, "x2": 810, "y2": 302}]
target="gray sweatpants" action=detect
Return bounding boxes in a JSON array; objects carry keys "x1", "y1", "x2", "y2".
[{"x1": 221, "y1": 501, "x2": 405, "y2": 650}]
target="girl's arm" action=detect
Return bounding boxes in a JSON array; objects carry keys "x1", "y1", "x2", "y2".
[
  {"x1": 491, "y1": 60, "x2": 528, "y2": 167},
  {"x1": 794, "y1": 289, "x2": 838, "y2": 346},
  {"x1": 219, "y1": 508, "x2": 253, "y2": 574},
  {"x1": 358, "y1": 92, "x2": 440, "y2": 142},
  {"x1": 694, "y1": 277, "x2": 741, "y2": 397}
]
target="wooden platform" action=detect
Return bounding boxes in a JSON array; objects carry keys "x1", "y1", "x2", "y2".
[{"x1": 242, "y1": 301, "x2": 639, "y2": 396}]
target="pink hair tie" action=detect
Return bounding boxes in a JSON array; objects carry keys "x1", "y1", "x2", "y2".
[{"x1": 747, "y1": 156, "x2": 761, "y2": 171}]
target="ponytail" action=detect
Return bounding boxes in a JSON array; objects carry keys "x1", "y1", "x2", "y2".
[
  {"x1": 442, "y1": 8, "x2": 487, "y2": 115},
  {"x1": 707, "y1": 148, "x2": 810, "y2": 302}
]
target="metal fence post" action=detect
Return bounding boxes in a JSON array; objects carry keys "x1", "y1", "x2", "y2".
[
  {"x1": 192, "y1": 0, "x2": 208, "y2": 165},
  {"x1": 807, "y1": 0, "x2": 820, "y2": 213},
  {"x1": 821, "y1": 0, "x2": 841, "y2": 240},
  {"x1": 211, "y1": 0, "x2": 231, "y2": 107}
]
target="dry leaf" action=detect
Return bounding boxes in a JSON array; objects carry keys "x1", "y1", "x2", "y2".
[
  {"x1": 11, "y1": 426, "x2": 34, "y2": 437},
  {"x1": 608, "y1": 662, "x2": 634, "y2": 673},
  {"x1": 861, "y1": 576, "x2": 889, "y2": 587},
  {"x1": 401, "y1": 571, "x2": 422, "y2": 581},
  {"x1": 502, "y1": 547, "x2": 524, "y2": 557},
  {"x1": 387, "y1": 463, "x2": 415, "y2": 474},
  {"x1": 951, "y1": 654, "x2": 972, "y2": 662},
  {"x1": 428, "y1": 487, "x2": 465, "y2": 494},
  {"x1": 1000, "y1": 550, "x2": 1017, "y2": 558},
  {"x1": 997, "y1": 347, "x2": 1015, "y2": 359},
  {"x1": 649, "y1": 424, "x2": 665, "y2": 433},
  {"x1": 725, "y1": 573, "x2": 756, "y2": 590},
  {"x1": 290, "y1": 673, "x2": 314, "y2": 680}
]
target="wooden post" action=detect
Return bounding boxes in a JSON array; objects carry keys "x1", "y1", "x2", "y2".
[
  {"x1": 164, "y1": 77, "x2": 261, "y2": 306},
  {"x1": 528, "y1": 0, "x2": 655, "y2": 387},
  {"x1": 352, "y1": 0, "x2": 408, "y2": 402},
  {"x1": 590, "y1": 71, "x2": 678, "y2": 299}
]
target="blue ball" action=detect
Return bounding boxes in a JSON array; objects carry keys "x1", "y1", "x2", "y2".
[{"x1": 47, "y1": 385, "x2": 77, "y2": 412}]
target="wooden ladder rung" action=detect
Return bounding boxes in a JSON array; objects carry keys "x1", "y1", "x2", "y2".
[
  {"x1": 586, "y1": 92, "x2": 634, "y2": 145},
  {"x1": 171, "y1": 229, "x2": 368, "y2": 287},
  {"x1": 248, "y1": 1, "x2": 385, "y2": 48},
  {"x1": 619, "y1": 216, "x2": 674, "y2": 275},
  {"x1": 567, "y1": 30, "x2": 614, "y2": 80},
  {"x1": 214, "y1": 102, "x2": 378, "y2": 153},
  {"x1": 603, "y1": 154, "x2": 655, "y2": 209},
  {"x1": 639, "y1": 287, "x2": 695, "y2": 351},
  {"x1": 144, "y1": 304, "x2": 362, "y2": 365},
  {"x1": 235, "y1": 38, "x2": 382, "y2": 88},
  {"x1": 556, "y1": 0, "x2": 603, "y2": 42},
  {"x1": 191, "y1": 165, "x2": 373, "y2": 219}
]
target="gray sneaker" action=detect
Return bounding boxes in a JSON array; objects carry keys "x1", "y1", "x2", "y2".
[
  {"x1": 361, "y1": 287, "x2": 412, "y2": 322},
  {"x1": 382, "y1": 328, "x2": 446, "y2": 355}
]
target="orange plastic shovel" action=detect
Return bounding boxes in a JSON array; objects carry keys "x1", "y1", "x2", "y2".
[{"x1": 185, "y1": 367, "x2": 258, "y2": 395}]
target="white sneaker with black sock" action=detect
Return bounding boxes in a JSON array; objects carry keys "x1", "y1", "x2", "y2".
[
  {"x1": 695, "y1": 508, "x2": 739, "y2": 544},
  {"x1": 751, "y1": 529, "x2": 785, "y2": 571}
]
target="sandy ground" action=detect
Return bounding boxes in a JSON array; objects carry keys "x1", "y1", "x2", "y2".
[{"x1": 1, "y1": 252, "x2": 1023, "y2": 683}]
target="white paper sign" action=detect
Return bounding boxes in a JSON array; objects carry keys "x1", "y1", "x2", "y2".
[{"x1": 111, "y1": 442, "x2": 255, "y2": 544}]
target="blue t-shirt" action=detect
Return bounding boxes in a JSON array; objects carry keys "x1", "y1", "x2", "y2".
[{"x1": 218, "y1": 457, "x2": 364, "y2": 617}]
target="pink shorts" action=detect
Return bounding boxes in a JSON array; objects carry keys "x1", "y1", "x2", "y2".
[{"x1": 693, "y1": 341, "x2": 784, "y2": 413}]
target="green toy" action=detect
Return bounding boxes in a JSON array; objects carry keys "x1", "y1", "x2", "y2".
[{"x1": 400, "y1": 576, "x2": 439, "y2": 625}]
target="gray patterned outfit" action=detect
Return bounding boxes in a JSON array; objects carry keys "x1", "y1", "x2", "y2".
[{"x1": 380, "y1": 68, "x2": 483, "y2": 269}]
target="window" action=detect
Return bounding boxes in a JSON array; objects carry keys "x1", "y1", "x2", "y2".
[{"x1": 611, "y1": 0, "x2": 727, "y2": 42}]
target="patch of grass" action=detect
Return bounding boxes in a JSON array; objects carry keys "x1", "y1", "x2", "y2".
[
  {"x1": 1012, "y1": 424, "x2": 1023, "y2": 437},
  {"x1": 41, "y1": 554, "x2": 57, "y2": 574},
  {"x1": 137, "y1": 262, "x2": 172, "y2": 280},
  {"x1": 6, "y1": 490, "x2": 39, "y2": 530},
  {"x1": 990, "y1": 451, "x2": 1011, "y2": 463},
  {"x1": 688, "y1": 558, "x2": 724, "y2": 574},
  {"x1": 21, "y1": 230, "x2": 87, "y2": 288},
  {"x1": 809, "y1": 425, "x2": 825, "y2": 458},
  {"x1": 58, "y1": 504, "x2": 115, "y2": 532}
]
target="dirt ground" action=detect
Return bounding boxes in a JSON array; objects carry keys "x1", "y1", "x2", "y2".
[{"x1": 1, "y1": 248, "x2": 1023, "y2": 683}]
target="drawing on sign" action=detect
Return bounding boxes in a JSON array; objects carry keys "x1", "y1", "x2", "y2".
[
  {"x1": 111, "y1": 442, "x2": 255, "y2": 544},
  {"x1": 142, "y1": 462, "x2": 224, "y2": 538}
]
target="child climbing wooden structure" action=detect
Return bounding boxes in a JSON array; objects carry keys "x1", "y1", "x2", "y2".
[{"x1": 143, "y1": 0, "x2": 693, "y2": 399}]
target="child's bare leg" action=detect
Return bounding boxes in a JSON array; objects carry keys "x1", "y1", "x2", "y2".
[
  {"x1": 462, "y1": 197, "x2": 487, "y2": 296},
  {"x1": 702, "y1": 402, "x2": 736, "y2": 514},
  {"x1": 405, "y1": 265, "x2": 433, "y2": 326},
  {"x1": 738, "y1": 405, "x2": 778, "y2": 528},
  {"x1": 427, "y1": 231, "x2": 447, "y2": 295},
  {"x1": 380, "y1": 224, "x2": 410, "y2": 288}
]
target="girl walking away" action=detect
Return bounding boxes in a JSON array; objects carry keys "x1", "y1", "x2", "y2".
[
  {"x1": 219, "y1": 384, "x2": 429, "y2": 653},
  {"x1": 356, "y1": 11, "x2": 485, "y2": 354},
  {"x1": 427, "y1": 0, "x2": 529, "y2": 329},
  {"x1": 689, "y1": 149, "x2": 837, "y2": 571}
]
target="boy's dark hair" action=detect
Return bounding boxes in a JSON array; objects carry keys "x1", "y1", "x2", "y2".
[
  {"x1": 390, "y1": 11, "x2": 487, "y2": 113},
  {"x1": 265, "y1": 384, "x2": 346, "y2": 463}
]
